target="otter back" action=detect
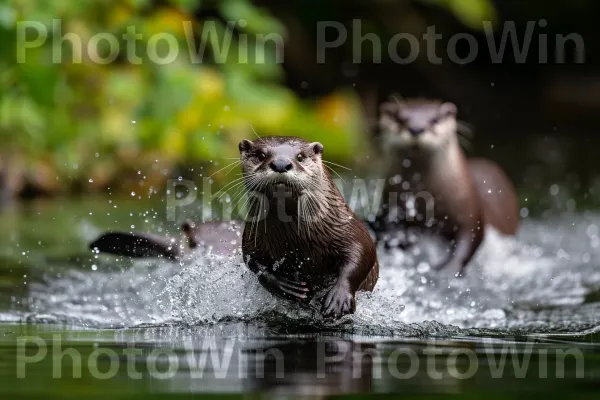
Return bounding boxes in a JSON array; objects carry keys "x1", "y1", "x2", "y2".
[{"x1": 468, "y1": 158, "x2": 519, "y2": 235}]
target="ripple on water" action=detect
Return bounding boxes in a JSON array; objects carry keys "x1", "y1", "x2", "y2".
[{"x1": 19, "y1": 213, "x2": 600, "y2": 336}]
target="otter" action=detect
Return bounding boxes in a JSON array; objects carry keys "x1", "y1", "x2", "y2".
[
  {"x1": 239, "y1": 136, "x2": 378, "y2": 318},
  {"x1": 372, "y1": 98, "x2": 519, "y2": 275},
  {"x1": 90, "y1": 136, "x2": 378, "y2": 318},
  {"x1": 89, "y1": 220, "x2": 241, "y2": 261}
]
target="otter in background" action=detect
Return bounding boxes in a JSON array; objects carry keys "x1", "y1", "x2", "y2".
[
  {"x1": 371, "y1": 98, "x2": 519, "y2": 275},
  {"x1": 89, "y1": 220, "x2": 241, "y2": 261}
]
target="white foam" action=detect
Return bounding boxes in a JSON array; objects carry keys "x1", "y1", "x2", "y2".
[{"x1": 19, "y1": 214, "x2": 600, "y2": 335}]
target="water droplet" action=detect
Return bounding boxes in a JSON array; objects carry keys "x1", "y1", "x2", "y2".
[{"x1": 416, "y1": 262, "x2": 430, "y2": 274}]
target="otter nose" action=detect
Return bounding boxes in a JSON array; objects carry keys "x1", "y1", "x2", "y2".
[
  {"x1": 408, "y1": 127, "x2": 425, "y2": 136},
  {"x1": 270, "y1": 158, "x2": 293, "y2": 173}
]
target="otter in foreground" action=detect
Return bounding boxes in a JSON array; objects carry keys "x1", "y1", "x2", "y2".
[
  {"x1": 239, "y1": 136, "x2": 378, "y2": 318},
  {"x1": 89, "y1": 136, "x2": 378, "y2": 318},
  {"x1": 372, "y1": 98, "x2": 519, "y2": 275}
]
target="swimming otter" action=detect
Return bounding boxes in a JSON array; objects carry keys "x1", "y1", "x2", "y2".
[
  {"x1": 239, "y1": 136, "x2": 378, "y2": 318},
  {"x1": 89, "y1": 136, "x2": 378, "y2": 318},
  {"x1": 372, "y1": 98, "x2": 519, "y2": 275},
  {"x1": 89, "y1": 220, "x2": 241, "y2": 261}
]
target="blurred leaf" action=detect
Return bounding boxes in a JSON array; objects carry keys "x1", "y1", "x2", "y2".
[
  {"x1": 190, "y1": 129, "x2": 224, "y2": 160},
  {"x1": 0, "y1": 0, "x2": 363, "y2": 194},
  {"x1": 126, "y1": 0, "x2": 152, "y2": 9},
  {"x1": 168, "y1": 0, "x2": 201, "y2": 13},
  {"x1": 219, "y1": 0, "x2": 286, "y2": 36},
  {"x1": 0, "y1": 2, "x2": 17, "y2": 29},
  {"x1": 144, "y1": 7, "x2": 190, "y2": 37},
  {"x1": 423, "y1": 0, "x2": 497, "y2": 28}
]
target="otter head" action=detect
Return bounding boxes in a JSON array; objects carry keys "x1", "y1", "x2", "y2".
[
  {"x1": 378, "y1": 99, "x2": 458, "y2": 155},
  {"x1": 238, "y1": 136, "x2": 325, "y2": 196}
]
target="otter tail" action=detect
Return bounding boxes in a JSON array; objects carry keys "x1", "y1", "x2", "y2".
[
  {"x1": 89, "y1": 231, "x2": 181, "y2": 261},
  {"x1": 89, "y1": 220, "x2": 242, "y2": 260}
]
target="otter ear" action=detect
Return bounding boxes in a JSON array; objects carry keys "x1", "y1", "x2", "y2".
[
  {"x1": 239, "y1": 139, "x2": 254, "y2": 154},
  {"x1": 440, "y1": 102, "x2": 457, "y2": 117},
  {"x1": 309, "y1": 142, "x2": 324, "y2": 156}
]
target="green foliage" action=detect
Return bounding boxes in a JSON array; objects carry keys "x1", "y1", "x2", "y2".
[
  {"x1": 0, "y1": 0, "x2": 498, "y2": 195},
  {"x1": 0, "y1": 0, "x2": 366, "y2": 194},
  {"x1": 422, "y1": 0, "x2": 497, "y2": 28}
]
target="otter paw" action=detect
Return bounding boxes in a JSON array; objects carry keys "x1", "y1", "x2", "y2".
[
  {"x1": 259, "y1": 271, "x2": 310, "y2": 300},
  {"x1": 322, "y1": 283, "x2": 355, "y2": 319}
]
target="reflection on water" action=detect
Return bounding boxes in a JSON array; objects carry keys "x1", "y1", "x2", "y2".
[{"x1": 2, "y1": 323, "x2": 599, "y2": 396}]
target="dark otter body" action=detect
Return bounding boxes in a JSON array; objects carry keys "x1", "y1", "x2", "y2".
[
  {"x1": 89, "y1": 220, "x2": 241, "y2": 261},
  {"x1": 239, "y1": 136, "x2": 378, "y2": 318},
  {"x1": 373, "y1": 98, "x2": 519, "y2": 275}
]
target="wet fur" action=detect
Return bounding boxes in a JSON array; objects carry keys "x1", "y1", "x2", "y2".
[
  {"x1": 89, "y1": 221, "x2": 241, "y2": 261},
  {"x1": 240, "y1": 136, "x2": 378, "y2": 316},
  {"x1": 374, "y1": 98, "x2": 519, "y2": 274}
]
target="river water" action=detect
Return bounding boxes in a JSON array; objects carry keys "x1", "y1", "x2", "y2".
[{"x1": 0, "y1": 198, "x2": 599, "y2": 396}]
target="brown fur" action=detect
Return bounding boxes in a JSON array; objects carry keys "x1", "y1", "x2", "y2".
[
  {"x1": 468, "y1": 158, "x2": 519, "y2": 235},
  {"x1": 374, "y1": 98, "x2": 519, "y2": 275},
  {"x1": 240, "y1": 136, "x2": 378, "y2": 317}
]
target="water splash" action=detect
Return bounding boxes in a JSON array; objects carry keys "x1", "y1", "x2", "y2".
[{"x1": 12, "y1": 213, "x2": 600, "y2": 336}]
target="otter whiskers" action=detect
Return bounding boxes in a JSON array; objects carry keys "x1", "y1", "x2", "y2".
[
  {"x1": 322, "y1": 160, "x2": 352, "y2": 171},
  {"x1": 324, "y1": 164, "x2": 346, "y2": 184},
  {"x1": 456, "y1": 120, "x2": 474, "y2": 151},
  {"x1": 209, "y1": 160, "x2": 241, "y2": 179}
]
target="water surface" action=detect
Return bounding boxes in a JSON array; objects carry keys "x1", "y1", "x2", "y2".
[{"x1": 1, "y1": 198, "x2": 599, "y2": 396}]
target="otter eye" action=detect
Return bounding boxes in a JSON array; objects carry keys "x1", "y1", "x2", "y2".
[
  {"x1": 257, "y1": 152, "x2": 266, "y2": 161},
  {"x1": 296, "y1": 154, "x2": 305, "y2": 162}
]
